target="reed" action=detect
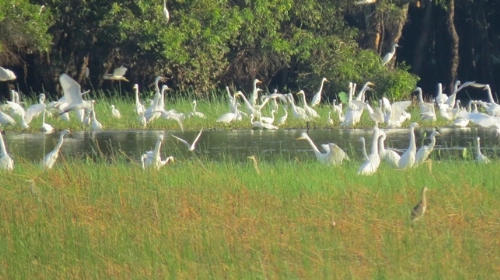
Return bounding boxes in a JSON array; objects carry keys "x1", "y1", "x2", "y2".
[{"x1": 0, "y1": 157, "x2": 498, "y2": 278}]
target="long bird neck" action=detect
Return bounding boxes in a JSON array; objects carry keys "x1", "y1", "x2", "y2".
[
  {"x1": 485, "y1": 86, "x2": 495, "y2": 104},
  {"x1": 378, "y1": 135, "x2": 386, "y2": 153},
  {"x1": 304, "y1": 136, "x2": 321, "y2": 154},
  {"x1": 360, "y1": 139, "x2": 368, "y2": 160},
  {"x1": 54, "y1": 133, "x2": 66, "y2": 152},
  {"x1": 348, "y1": 85, "x2": 356, "y2": 103},
  {"x1": 318, "y1": 79, "x2": 326, "y2": 94},
  {"x1": 418, "y1": 89, "x2": 424, "y2": 103},
  {"x1": 153, "y1": 138, "x2": 163, "y2": 160},
  {"x1": 421, "y1": 189, "x2": 427, "y2": 207},
  {"x1": 371, "y1": 131, "x2": 379, "y2": 156},
  {"x1": 300, "y1": 93, "x2": 307, "y2": 106},
  {"x1": 135, "y1": 88, "x2": 140, "y2": 104},
  {"x1": 0, "y1": 133, "x2": 7, "y2": 157},
  {"x1": 428, "y1": 133, "x2": 437, "y2": 149},
  {"x1": 476, "y1": 140, "x2": 481, "y2": 156},
  {"x1": 409, "y1": 127, "x2": 417, "y2": 151},
  {"x1": 437, "y1": 83, "x2": 442, "y2": 97}
]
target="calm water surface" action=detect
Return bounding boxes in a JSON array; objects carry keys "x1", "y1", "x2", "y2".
[{"x1": 3, "y1": 127, "x2": 499, "y2": 164}]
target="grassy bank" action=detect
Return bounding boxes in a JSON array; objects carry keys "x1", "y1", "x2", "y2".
[
  {"x1": 3, "y1": 90, "x2": 452, "y2": 132},
  {"x1": 1, "y1": 157, "x2": 499, "y2": 278}
]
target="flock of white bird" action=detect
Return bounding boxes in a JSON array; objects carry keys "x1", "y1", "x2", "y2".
[{"x1": 0, "y1": 63, "x2": 497, "y2": 173}]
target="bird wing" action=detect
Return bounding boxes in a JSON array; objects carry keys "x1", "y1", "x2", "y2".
[
  {"x1": 192, "y1": 129, "x2": 203, "y2": 147},
  {"x1": 171, "y1": 135, "x2": 190, "y2": 149},
  {"x1": 59, "y1": 74, "x2": 83, "y2": 105},
  {"x1": 328, "y1": 143, "x2": 350, "y2": 160},
  {"x1": 465, "y1": 112, "x2": 497, "y2": 128},
  {"x1": 390, "y1": 101, "x2": 412, "y2": 122},
  {"x1": 113, "y1": 66, "x2": 127, "y2": 77}
]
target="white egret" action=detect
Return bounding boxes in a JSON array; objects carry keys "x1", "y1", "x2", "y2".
[
  {"x1": 145, "y1": 84, "x2": 169, "y2": 123},
  {"x1": 83, "y1": 109, "x2": 92, "y2": 126},
  {"x1": 355, "y1": 0, "x2": 376, "y2": 4},
  {"x1": 10, "y1": 89, "x2": 20, "y2": 103},
  {"x1": 103, "y1": 65, "x2": 129, "y2": 81},
  {"x1": 249, "y1": 114, "x2": 278, "y2": 129},
  {"x1": 414, "y1": 87, "x2": 436, "y2": 122},
  {"x1": 297, "y1": 132, "x2": 349, "y2": 165},
  {"x1": 332, "y1": 99, "x2": 343, "y2": 115},
  {"x1": 25, "y1": 94, "x2": 46, "y2": 124},
  {"x1": 235, "y1": 91, "x2": 261, "y2": 119},
  {"x1": 216, "y1": 111, "x2": 239, "y2": 124},
  {"x1": 59, "y1": 74, "x2": 96, "y2": 114},
  {"x1": 415, "y1": 130, "x2": 440, "y2": 165},
  {"x1": 140, "y1": 154, "x2": 148, "y2": 169},
  {"x1": 138, "y1": 111, "x2": 147, "y2": 128},
  {"x1": 187, "y1": 100, "x2": 206, "y2": 119},
  {"x1": 356, "y1": 101, "x2": 384, "y2": 127},
  {"x1": 378, "y1": 130, "x2": 401, "y2": 168},
  {"x1": 42, "y1": 129, "x2": 70, "y2": 169},
  {"x1": 354, "y1": 81, "x2": 375, "y2": 102},
  {"x1": 310, "y1": 77, "x2": 328, "y2": 107},
  {"x1": 144, "y1": 134, "x2": 173, "y2": 169},
  {"x1": 381, "y1": 43, "x2": 400, "y2": 66},
  {"x1": 261, "y1": 89, "x2": 288, "y2": 112},
  {"x1": 156, "y1": 109, "x2": 184, "y2": 132},
  {"x1": 359, "y1": 137, "x2": 369, "y2": 161},
  {"x1": 41, "y1": 109, "x2": 54, "y2": 134},
  {"x1": 249, "y1": 79, "x2": 262, "y2": 107},
  {"x1": 260, "y1": 110, "x2": 276, "y2": 124},
  {"x1": 0, "y1": 67, "x2": 16, "y2": 81},
  {"x1": 286, "y1": 94, "x2": 309, "y2": 122},
  {"x1": 110, "y1": 105, "x2": 121, "y2": 119},
  {"x1": 276, "y1": 106, "x2": 288, "y2": 126},
  {"x1": 435, "y1": 83, "x2": 448, "y2": 105},
  {"x1": 357, "y1": 128, "x2": 381, "y2": 175},
  {"x1": 5, "y1": 100, "x2": 26, "y2": 118},
  {"x1": 327, "y1": 111, "x2": 334, "y2": 125},
  {"x1": 171, "y1": 129, "x2": 203, "y2": 151},
  {"x1": 91, "y1": 108, "x2": 103, "y2": 131},
  {"x1": 296, "y1": 90, "x2": 320, "y2": 119},
  {"x1": 398, "y1": 122, "x2": 419, "y2": 169},
  {"x1": 133, "y1": 84, "x2": 146, "y2": 115},
  {"x1": 475, "y1": 137, "x2": 490, "y2": 164},
  {"x1": 163, "y1": 0, "x2": 170, "y2": 23},
  {"x1": 381, "y1": 97, "x2": 412, "y2": 128},
  {"x1": 0, "y1": 130, "x2": 14, "y2": 171},
  {"x1": 341, "y1": 83, "x2": 363, "y2": 127},
  {"x1": 0, "y1": 111, "x2": 16, "y2": 126},
  {"x1": 340, "y1": 101, "x2": 364, "y2": 127}
]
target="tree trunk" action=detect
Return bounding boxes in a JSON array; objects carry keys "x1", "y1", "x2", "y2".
[
  {"x1": 446, "y1": 0, "x2": 459, "y2": 93},
  {"x1": 412, "y1": 1, "x2": 433, "y2": 76}
]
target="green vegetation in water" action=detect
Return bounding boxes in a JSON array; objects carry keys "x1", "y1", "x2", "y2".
[
  {"x1": 0, "y1": 156, "x2": 499, "y2": 278},
  {"x1": 5, "y1": 90, "x2": 452, "y2": 133}
]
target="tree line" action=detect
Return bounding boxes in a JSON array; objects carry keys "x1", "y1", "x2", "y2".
[{"x1": 0, "y1": 0, "x2": 498, "y2": 103}]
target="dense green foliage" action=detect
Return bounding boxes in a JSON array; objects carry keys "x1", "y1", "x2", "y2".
[{"x1": 0, "y1": 0, "x2": 419, "y2": 101}]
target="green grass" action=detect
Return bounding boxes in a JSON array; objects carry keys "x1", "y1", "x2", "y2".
[
  {"x1": 3, "y1": 90, "x2": 452, "y2": 132},
  {"x1": 1, "y1": 157, "x2": 499, "y2": 278}
]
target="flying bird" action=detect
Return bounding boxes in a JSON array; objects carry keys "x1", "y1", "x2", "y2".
[
  {"x1": 171, "y1": 129, "x2": 203, "y2": 151},
  {"x1": 103, "y1": 65, "x2": 129, "y2": 81}
]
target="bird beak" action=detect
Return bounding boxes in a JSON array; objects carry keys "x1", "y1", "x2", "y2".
[{"x1": 296, "y1": 137, "x2": 305, "y2": 140}]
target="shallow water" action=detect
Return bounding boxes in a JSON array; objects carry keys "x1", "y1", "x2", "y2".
[{"x1": 2, "y1": 127, "x2": 498, "y2": 164}]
